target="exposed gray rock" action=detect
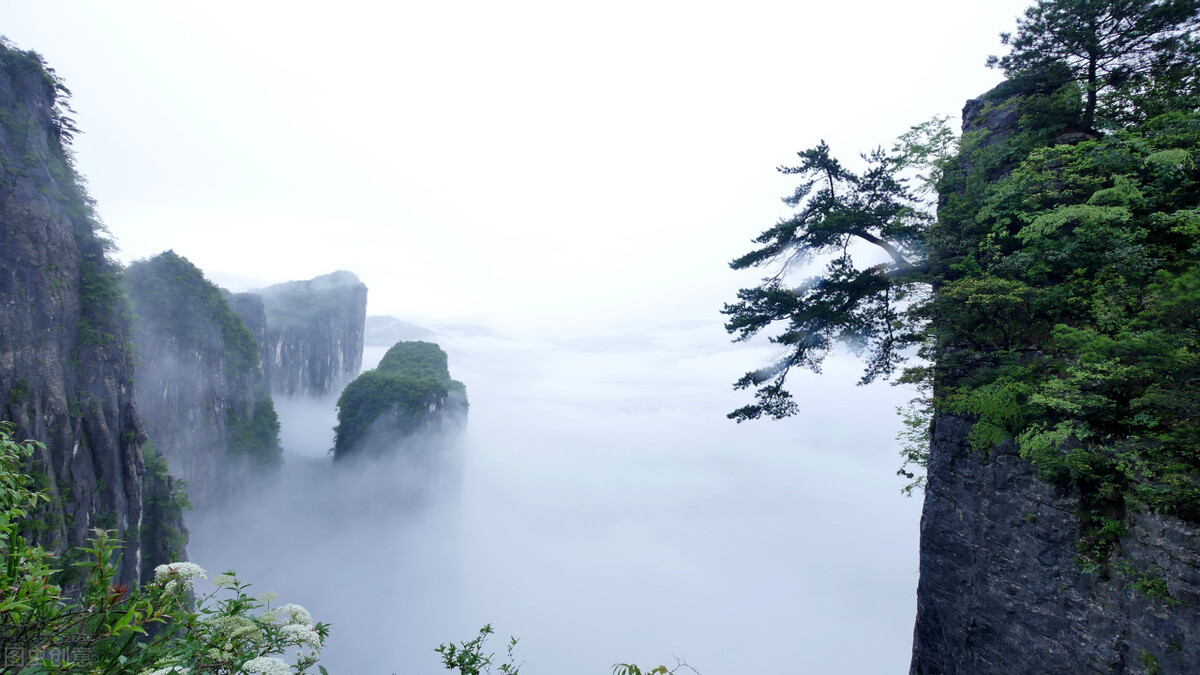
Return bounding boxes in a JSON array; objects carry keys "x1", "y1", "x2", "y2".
[
  {"x1": 229, "y1": 291, "x2": 269, "y2": 387},
  {"x1": 257, "y1": 271, "x2": 367, "y2": 398},
  {"x1": 0, "y1": 44, "x2": 155, "y2": 585},
  {"x1": 910, "y1": 414, "x2": 1200, "y2": 673}
]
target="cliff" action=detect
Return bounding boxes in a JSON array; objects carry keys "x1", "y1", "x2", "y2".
[
  {"x1": 910, "y1": 73, "x2": 1200, "y2": 672},
  {"x1": 125, "y1": 251, "x2": 281, "y2": 509},
  {"x1": 255, "y1": 270, "x2": 367, "y2": 398},
  {"x1": 228, "y1": 291, "x2": 269, "y2": 387},
  {"x1": 0, "y1": 43, "x2": 167, "y2": 585},
  {"x1": 912, "y1": 415, "x2": 1200, "y2": 673},
  {"x1": 332, "y1": 341, "x2": 467, "y2": 461}
]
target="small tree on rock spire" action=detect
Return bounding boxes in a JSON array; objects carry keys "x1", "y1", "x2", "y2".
[{"x1": 988, "y1": 0, "x2": 1200, "y2": 129}]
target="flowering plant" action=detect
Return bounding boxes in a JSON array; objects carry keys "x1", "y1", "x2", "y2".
[{"x1": 0, "y1": 424, "x2": 329, "y2": 674}]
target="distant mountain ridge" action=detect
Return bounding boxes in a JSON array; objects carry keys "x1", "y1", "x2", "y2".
[{"x1": 364, "y1": 315, "x2": 436, "y2": 346}]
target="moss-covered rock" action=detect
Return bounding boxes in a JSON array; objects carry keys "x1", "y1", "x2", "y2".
[{"x1": 332, "y1": 341, "x2": 467, "y2": 460}]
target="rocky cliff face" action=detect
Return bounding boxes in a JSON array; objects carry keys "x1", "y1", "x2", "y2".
[
  {"x1": 0, "y1": 44, "x2": 156, "y2": 585},
  {"x1": 256, "y1": 271, "x2": 367, "y2": 398},
  {"x1": 228, "y1": 291, "x2": 269, "y2": 387},
  {"x1": 910, "y1": 415, "x2": 1200, "y2": 674},
  {"x1": 126, "y1": 251, "x2": 281, "y2": 508},
  {"x1": 909, "y1": 76, "x2": 1200, "y2": 673}
]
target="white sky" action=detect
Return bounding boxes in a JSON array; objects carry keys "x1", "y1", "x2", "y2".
[
  {"x1": 3, "y1": 0, "x2": 1027, "y2": 335},
  {"x1": 2, "y1": 2, "x2": 1034, "y2": 672}
]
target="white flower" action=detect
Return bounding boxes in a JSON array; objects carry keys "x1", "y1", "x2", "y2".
[
  {"x1": 280, "y1": 622, "x2": 322, "y2": 650},
  {"x1": 275, "y1": 603, "x2": 312, "y2": 626},
  {"x1": 204, "y1": 615, "x2": 264, "y2": 644},
  {"x1": 141, "y1": 666, "x2": 188, "y2": 675},
  {"x1": 241, "y1": 656, "x2": 289, "y2": 675},
  {"x1": 212, "y1": 573, "x2": 237, "y2": 589},
  {"x1": 153, "y1": 562, "x2": 207, "y2": 591},
  {"x1": 154, "y1": 562, "x2": 206, "y2": 581}
]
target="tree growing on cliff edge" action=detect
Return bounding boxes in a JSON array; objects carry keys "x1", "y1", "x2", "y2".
[
  {"x1": 988, "y1": 0, "x2": 1200, "y2": 129},
  {"x1": 721, "y1": 139, "x2": 937, "y2": 422}
]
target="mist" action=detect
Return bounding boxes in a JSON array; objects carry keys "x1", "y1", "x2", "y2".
[
  {"x1": 188, "y1": 318, "x2": 921, "y2": 674},
  {"x1": 0, "y1": 2, "x2": 1019, "y2": 670}
]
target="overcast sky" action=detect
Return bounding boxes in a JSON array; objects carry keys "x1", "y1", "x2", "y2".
[
  {"x1": 3, "y1": 2, "x2": 1033, "y2": 673},
  {"x1": 4, "y1": 0, "x2": 1028, "y2": 333}
]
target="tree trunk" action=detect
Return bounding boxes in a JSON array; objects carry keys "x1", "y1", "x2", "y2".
[{"x1": 1085, "y1": 55, "x2": 1098, "y2": 130}]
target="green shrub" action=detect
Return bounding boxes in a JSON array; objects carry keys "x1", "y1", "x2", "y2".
[{"x1": 0, "y1": 423, "x2": 329, "y2": 674}]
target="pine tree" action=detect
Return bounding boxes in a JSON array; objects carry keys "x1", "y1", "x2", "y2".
[
  {"x1": 722, "y1": 142, "x2": 930, "y2": 421},
  {"x1": 988, "y1": 0, "x2": 1200, "y2": 129}
]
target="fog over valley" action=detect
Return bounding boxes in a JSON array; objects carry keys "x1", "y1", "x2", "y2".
[
  {"x1": 0, "y1": 1, "x2": 1039, "y2": 673},
  {"x1": 191, "y1": 324, "x2": 920, "y2": 672}
]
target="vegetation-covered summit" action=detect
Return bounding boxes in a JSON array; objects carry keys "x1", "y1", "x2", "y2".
[
  {"x1": 126, "y1": 250, "x2": 261, "y2": 376},
  {"x1": 934, "y1": 86, "x2": 1200, "y2": 559},
  {"x1": 333, "y1": 341, "x2": 467, "y2": 459}
]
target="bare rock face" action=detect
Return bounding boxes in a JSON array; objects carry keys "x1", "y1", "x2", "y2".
[
  {"x1": 228, "y1": 291, "x2": 269, "y2": 387},
  {"x1": 910, "y1": 415, "x2": 1200, "y2": 674},
  {"x1": 126, "y1": 251, "x2": 281, "y2": 509},
  {"x1": 0, "y1": 44, "x2": 151, "y2": 585},
  {"x1": 255, "y1": 271, "x2": 367, "y2": 398}
]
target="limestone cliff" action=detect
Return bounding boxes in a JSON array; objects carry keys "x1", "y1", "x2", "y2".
[
  {"x1": 228, "y1": 291, "x2": 269, "y2": 387},
  {"x1": 911, "y1": 415, "x2": 1200, "y2": 673},
  {"x1": 255, "y1": 271, "x2": 367, "y2": 398},
  {"x1": 909, "y1": 75, "x2": 1200, "y2": 673},
  {"x1": 0, "y1": 43, "x2": 163, "y2": 585},
  {"x1": 332, "y1": 341, "x2": 467, "y2": 461},
  {"x1": 125, "y1": 251, "x2": 281, "y2": 508}
]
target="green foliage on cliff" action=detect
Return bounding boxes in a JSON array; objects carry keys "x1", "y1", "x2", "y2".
[
  {"x1": 334, "y1": 370, "x2": 448, "y2": 451},
  {"x1": 377, "y1": 340, "x2": 453, "y2": 380},
  {"x1": 1, "y1": 39, "x2": 130, "y2": 354},
  {"x1": 936, "y1": 106, "x2": 1200, "y2": 557},
  {"x1": 333, "y1": 341, "x2": 467, "y2": 458},
  {"x1": 139, "y1": 443, "x2": 190, "y2": 582},
  {"x1": 125, "y1": 250, "x2": 262, "y2": 377},
  {"x1": 1, "y1": 425, "x2": 330, "y2": 673},
  {"x1": 228, "y1": 396, "x2": 283, "y2": 467},
  {"x1": 987, "y1": 0, "x2": 1200, "y2": 129},
  {"x1": 126, "y1": 251, "x2": 282, "y2": 469},
  {"x1": 727, "y1": 1, "x2": 1200, "y2": 556}
]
